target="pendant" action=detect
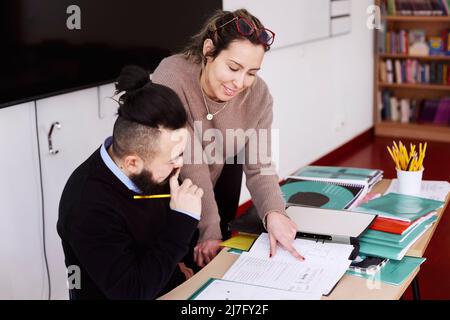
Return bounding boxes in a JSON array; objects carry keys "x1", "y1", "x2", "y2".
[{"x1": 206, "y1": 113, "x2": 213, "y2": 121}]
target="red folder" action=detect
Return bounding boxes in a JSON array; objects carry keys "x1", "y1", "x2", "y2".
[{"x1": 369, "y1": 212, "x2": 437, "y2": 235}]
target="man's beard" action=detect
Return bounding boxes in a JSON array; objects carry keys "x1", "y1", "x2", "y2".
[{"x1": 130, "y1": 168, "x2": 178, "y2": 195}]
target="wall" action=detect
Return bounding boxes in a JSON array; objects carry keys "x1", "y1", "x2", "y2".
[{"x1": 236, "y1": 0, "x2": 375, "y2": 203}]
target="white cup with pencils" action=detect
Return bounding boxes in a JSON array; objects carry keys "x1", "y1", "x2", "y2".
[{"x1": 387, "y1": 141, "x2": 427, "y2": 196}]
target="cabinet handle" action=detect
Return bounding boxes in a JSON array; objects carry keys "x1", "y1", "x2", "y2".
[
  {"x1": 97, "y1": 86, "x2": 105, "y2": 119},
  {"x1": 48, "y1": 122, "x2": 61, "y2": 155}
]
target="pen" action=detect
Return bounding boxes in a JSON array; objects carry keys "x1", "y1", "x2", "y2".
[{"x1": 133, "y1": 194, "x2": 171, "y2": 199}]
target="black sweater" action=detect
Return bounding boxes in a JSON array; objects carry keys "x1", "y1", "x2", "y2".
[{"x1": 57, "y1": 147, "x2": 198, "y2": 299}]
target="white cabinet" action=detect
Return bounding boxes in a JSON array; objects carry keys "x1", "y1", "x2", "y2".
[
  {"x1": 35, "y1": 85, "x2": 117, "y2": 300},
  {"x1": 0, "y1": 83, "x2": 118, "y2": 300},
  {"x1": 0, "y1": 102, "x2": 48, "y2": 299}
]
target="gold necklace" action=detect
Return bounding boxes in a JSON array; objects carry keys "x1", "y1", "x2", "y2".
[{"x1": 200, "y1": 86, "x2": 229, "y2": 121}]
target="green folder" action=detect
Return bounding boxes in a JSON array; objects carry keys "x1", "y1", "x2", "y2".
[
  {"x1": 359, "y1": 216, "x2": 437, "y2": 260},
  {"x1": 354, "y1": 193, "x2": 444, "y2": 222},
  {"x1": 360, "y1": 215, "x2": 438, "y2": 247},
  {"x1": 346, "y1": 256, "x2": 426, "y2": 286}
]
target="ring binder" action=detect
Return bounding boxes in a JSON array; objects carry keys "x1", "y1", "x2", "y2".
[{"x1": 287, "y1": 206, "x2": 376, "y2": 261}]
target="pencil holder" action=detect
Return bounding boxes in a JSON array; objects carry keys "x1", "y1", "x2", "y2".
[{"x1": 396, "y1": 168, "x2": 424, "y2": 196}]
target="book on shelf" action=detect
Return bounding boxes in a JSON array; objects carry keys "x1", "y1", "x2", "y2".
[
  {"x1": 384, "y1": 0, "x2": 450, "y2": 16},
  {"x1": 379, "y1": 58, "x2": 450, "y2": 85},
  {"x1": 434, "y1": 97, "x2": 450, "y2": 124},
  {"x1": 378, "y1": 27, "x2": 450, "y2": 57},
  {"x1": 429, "y1": 36, "x2": 445, "y2": 55},
  {"x1": 379, "y1": 90, "x2": 435, "y2": 123}
]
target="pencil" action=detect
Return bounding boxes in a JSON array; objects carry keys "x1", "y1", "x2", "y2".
[{"x1": 133, "y1": 194, "x2": 171, "y2": 199}]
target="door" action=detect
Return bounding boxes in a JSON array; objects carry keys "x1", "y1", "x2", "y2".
[{"x1": 0, "y1": 102, "x2": 48, "y2": 299}]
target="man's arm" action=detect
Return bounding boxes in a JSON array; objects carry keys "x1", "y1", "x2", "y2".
[{"x1": 69, "y1": 206, "x2": 198, "y2": 300}]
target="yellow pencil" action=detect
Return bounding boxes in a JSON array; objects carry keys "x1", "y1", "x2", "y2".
[
  {"x1": 417, "y1": 142, "x2": 427, "y2": 170},
  {"x1": 387, "y1": 146, "x2": 400, "y2": 169},
  {"x1": 133, "y1": 194, "x2": 171, "y2": 199}
]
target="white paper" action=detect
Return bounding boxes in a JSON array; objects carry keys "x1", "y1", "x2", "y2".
[
  {"x1": 222, "y1": 233, "x2": 353, "y2": 296},
  {"x1": 385, "y1": 180, "x2": 450, "y2": 202},
  {"x1": 193, "y1": 279, "x2": 321, "y2": 300}
]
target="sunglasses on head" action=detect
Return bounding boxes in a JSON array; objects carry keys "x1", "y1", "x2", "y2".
[{"x1": 214, "y1": 16, "x2": 275, "y2": 48}]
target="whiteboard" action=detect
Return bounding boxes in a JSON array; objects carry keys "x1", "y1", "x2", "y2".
[{"x1": 223, "y1": 0, "x2": 331, "y2": 49}]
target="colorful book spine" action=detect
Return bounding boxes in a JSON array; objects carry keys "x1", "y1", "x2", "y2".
[{"x1": 433, "y1": 98, "x2": 450, "y2": 124}]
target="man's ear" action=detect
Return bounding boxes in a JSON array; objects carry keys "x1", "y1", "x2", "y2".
[
  {"x1": 202, "y1": 39, "x2": 215, "y2": 62},
  {"x1": 123, "y1": 154, "x2": 143, "y2": 175}
]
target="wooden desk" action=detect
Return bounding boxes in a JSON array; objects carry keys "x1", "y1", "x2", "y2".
[{"x1": 160, "y1": 179, "x2": 449, "y2": 300}]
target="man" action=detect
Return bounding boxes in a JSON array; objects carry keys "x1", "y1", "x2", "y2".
[{"x1": 57, "y1": 67, "x2": 203, "y2": 299}]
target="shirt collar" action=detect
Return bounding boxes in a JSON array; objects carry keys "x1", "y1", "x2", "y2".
[{"x1": 100, "y1": 137, "x2": 142, "y2": 194}]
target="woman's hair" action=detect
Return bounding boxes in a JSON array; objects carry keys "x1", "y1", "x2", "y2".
[
  {"x1": 112, "y1": 65, "x2": 187, "y2": 159},
  {"x1": 182, "y1": 8, "x2": 270, "y2": 64}
]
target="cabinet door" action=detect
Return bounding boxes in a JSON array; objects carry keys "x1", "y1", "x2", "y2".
[
  {"x1": 36, "y1": 87, "x2": 109, "y2": 300},
  {"x1": 0, "y1": 102, "x2": 48, "y2": 299}
]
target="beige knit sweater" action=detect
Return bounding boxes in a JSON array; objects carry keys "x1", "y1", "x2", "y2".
[{"x1": 152, "y1": 54, "x2": 285, "y2": 241}]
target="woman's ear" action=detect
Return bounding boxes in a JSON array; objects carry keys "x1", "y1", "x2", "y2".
[{"x1": 202, "y1": 39, "x2": 215, "y2": 62}]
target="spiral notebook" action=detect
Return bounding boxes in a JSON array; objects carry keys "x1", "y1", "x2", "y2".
[
  {"x1": 284, "y1": 166, "x2": 383, "y2": 210},
  {"x1": 291, "y1": 166, "x2": 384, "y2": 188},
  {"x1": 281, "y1": 178, "x2": 366, "y2": 210}
]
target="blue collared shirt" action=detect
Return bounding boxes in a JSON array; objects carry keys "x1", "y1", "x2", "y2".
[{"x1": 100, "y1": 137, "x2": 199, "y2": 221}]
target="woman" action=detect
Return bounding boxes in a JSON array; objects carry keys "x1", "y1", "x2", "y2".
[{"x1": 152, "y1": 9, "x2": 304, "y2": 268}]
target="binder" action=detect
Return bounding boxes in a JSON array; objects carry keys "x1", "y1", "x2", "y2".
[{"x1": 286, "y1": 206, "x2": 376, "y2": 260}]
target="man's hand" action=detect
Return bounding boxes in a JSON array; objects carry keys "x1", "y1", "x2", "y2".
[
  {"x1": 266, "y1": 211, "x2": 305, "y2": 261},
  {"x1": 178, "y1": 262, "x2": 194, "y2": 280},
  {"x1": 194, "y1": 239, "x2": 222, "y2": 267},
  {"x1": 169, "y1": 170, "x2": 203, "y2": 215}
]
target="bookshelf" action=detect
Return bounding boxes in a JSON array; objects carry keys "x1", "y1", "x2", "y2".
[{"x1": 374, "y1": 0, "x2": 450, "y2": 143}]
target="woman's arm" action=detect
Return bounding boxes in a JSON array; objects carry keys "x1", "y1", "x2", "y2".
[
  {"x1": 152, "y1": 61, "x2": 224, "y2": 266},
  {"x1": 243, "y1": 92, "x2": 304, "y2": 261}
]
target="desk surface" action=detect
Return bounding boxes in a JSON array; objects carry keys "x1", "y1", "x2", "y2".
[{"x1": 160, "y1": 179, "x2": 449, "y2": 300}]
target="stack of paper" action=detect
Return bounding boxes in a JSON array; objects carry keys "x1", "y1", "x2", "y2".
[
  {"x1": 191, "y1": 278, "x2": 322, "y2": 300},
  {"x1": 385, "y1": 180, "x2": 450, "y2": 202}
]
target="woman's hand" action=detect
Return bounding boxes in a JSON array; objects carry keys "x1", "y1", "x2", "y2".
[
  {"x1": 266, "y1": 211, "x2": 305, "y2": 261},
  {"x1": 178, "y1": 262, "x2": 194, "y2": 280},
  {"x1": 194, "y1": 239, "x2": 222, "y2": 267}
]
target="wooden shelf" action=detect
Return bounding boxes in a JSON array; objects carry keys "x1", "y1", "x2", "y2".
[
  {"x1": 378, "y1": 83, "x2": 450, "y2": 90},
  {"x1": 375, "y1": 122, "x2": 450, "y2": 142},
  {"x1": 374, "y1": 1, "x2": 450, "y2": 142},
  {"x1": 379, "y1": 54, "x2": 450, "y2": 61},
  {"x1": 382, "y1": 15, "x2": 450, "y2": 22}
]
